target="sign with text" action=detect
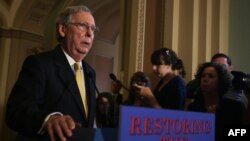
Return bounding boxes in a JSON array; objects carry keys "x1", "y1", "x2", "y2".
[{"x1": 118, "y1": 106, "x2": 215, "y2": 141}]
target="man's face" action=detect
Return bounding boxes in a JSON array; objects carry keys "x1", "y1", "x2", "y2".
[
  {"x1": 111, "y1": 81, "x2": 121, "y2": 94},
  {"x1": 212, "y1": 57, "x2": 233, "y2": 72},
  {"x1": 59, "y1": 11, "x2": 96, "y2": 61}
]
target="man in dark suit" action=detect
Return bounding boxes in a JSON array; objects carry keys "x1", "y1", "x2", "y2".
[
  {"x1": 6, "y1": 5, "x2": 99, "y2": 141},
  {"x1": 110, "y1": 81, "x2": 122, "y2": 127}
]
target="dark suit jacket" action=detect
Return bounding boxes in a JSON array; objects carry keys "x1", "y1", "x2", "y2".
[{"x1": 6, "y1": 45, "x2": 96, "y2": 138}]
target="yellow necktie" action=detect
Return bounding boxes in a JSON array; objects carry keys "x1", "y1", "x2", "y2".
[{"x1": 75, "y1": 62, "x2": 88, "y2": 117}]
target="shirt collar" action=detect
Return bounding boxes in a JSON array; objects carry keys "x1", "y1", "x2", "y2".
[{"x1": 61, "y1": 47, "x2": 82, "y2": 69}]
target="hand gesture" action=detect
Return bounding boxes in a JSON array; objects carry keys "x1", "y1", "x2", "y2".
[{"x1": 45, "y1": 115, "x2": 81, "y2": 141}]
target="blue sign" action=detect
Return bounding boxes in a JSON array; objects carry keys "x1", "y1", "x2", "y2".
[{"x1": 118, "y1": 106, "x2": 215, "y2": 141}]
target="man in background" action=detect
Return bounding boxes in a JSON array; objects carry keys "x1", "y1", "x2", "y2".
[
  {"x1": 111, "y1": 80, "x2": 122, "y2": 127},
  {"x1": 211, "y1": 53, "x2": 248, "y2": 109}
]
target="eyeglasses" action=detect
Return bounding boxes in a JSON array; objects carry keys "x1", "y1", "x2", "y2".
[{"x1": 69, "y1": 22, "x2": 99, "y2": 34}]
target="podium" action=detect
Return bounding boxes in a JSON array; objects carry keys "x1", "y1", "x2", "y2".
[
  {"x1": 15, "y1": 106, "x2": 215, "y2": 141},
  {"x1": 14, "y1": 128, "x2": 118, "y2": 141},
  {"x1": 69, "y1": 128, "x2": 118, "y2": 141}
]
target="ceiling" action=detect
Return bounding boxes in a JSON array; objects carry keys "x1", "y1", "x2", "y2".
[{"x1": 0, "y1": 0, "x2": 120, "y2": 44}]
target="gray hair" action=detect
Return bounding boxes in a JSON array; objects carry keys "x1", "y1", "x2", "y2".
[{"x1": 56, "y1": 5, "x2": 93, "y2": 42}]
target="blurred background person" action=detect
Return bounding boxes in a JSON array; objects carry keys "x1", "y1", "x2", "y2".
[
  {"x1": 123, "y1": 71, "x2": 151, "y2": 106},
  {"x1": 110, "y1": 81, "x2": 122, "y2": 127},
  {"x1": 211, "y1": 53, "x2": 248, "y2": 110},
  {"x1": 186, "y1": 62, "x2": 245, "y2": 141},
  {"x1": 134, "y1": 48, "x2": 186, "y2": 110},
  {"x1": 187, "y1": 62, "x2": 232, "y2": 113},
  {"x1": 96, "y1": 92, "x2": 115, "y2": 128},
  {"x1": 111, "y1": 81, "x2": 123, "y2": 106},
  {"x1": 186, "y1": 53, "x2": 248, "y2": 119}
]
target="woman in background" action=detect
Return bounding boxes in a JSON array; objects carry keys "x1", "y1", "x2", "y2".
[
  {"x1": 123, "y1": 71, "x2": 151, "y2": 106},
  {"x1": 186, "y1": 62, "x2": 234, "y2": 141},
  {"x1": 96, "y1": 92, "x2": 115, "y2": 128},
  {"x1": 134, "y1": 48, "x2": 186, "y2": 110},
  {"x1": 187, "y1": 62, "x2": 231, "y2": 112}
]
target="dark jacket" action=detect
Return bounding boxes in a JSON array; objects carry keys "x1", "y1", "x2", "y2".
[{"x1": 6, "y1": 45, "x2": 96, "y2": 138}]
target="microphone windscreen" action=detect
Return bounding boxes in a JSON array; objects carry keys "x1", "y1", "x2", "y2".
[{"x1": 109, "y1": 73, "x2": 117, "y2": 81}]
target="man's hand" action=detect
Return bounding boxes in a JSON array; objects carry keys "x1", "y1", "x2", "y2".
[{"x1": 45, "y1": 115, "x2": 81, "y2": 141}]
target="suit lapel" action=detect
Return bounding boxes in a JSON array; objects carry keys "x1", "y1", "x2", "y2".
[
  {"x1": 82, "y1": 62, "x2": 94, "y2": 118},
  {"x1": 52, "y1": 46, "x2": 87, "y2": 119},
  {"x1": 82, "y1": 61, "x2": 98, "y2": 126}
]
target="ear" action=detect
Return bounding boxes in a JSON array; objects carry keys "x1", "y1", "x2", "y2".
[
  {"x1": 58, "y1": 24, "x2": 66, "y2": 38},
  {"x1": 168, "y1": 64, "x2": 173, "y2": 69},
  {"x1": 229, "y1": 65, "x2": 233, "y2": 72}
]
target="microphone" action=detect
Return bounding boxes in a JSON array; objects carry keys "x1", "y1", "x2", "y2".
[
  {"x1": 87, "y1": 72, "x2": 100, "y2": 95},
  {"x1": 109, "y1": 73, "x2": 130, "y2": 92},
  {"x1": 109, "y1": 73, "x2": 118, "y2": 82},
  {"x1": 109, "y1": 73, "x2": 149, "y2": 105}
]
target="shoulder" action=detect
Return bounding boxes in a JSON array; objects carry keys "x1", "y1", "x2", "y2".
[
  {"x1": 171, "y1": 75, "x2": 185, "y2": 85},
  {"x1": 25, "y1": 46, "x2": 61, "y2": 63},
  {"x1": 221, "y1": 97, "x2": 246, "y2": 111},
  {"x1": 20, "y1": 46, "x2": 65, "y2": 73},
  {"x1": 22, "y1": 51, "x2": 52, "y2": 69}
]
